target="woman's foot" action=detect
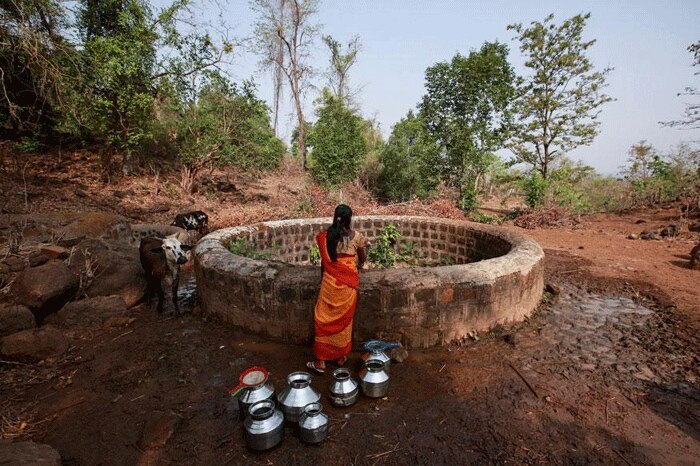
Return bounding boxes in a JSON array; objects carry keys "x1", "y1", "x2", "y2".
[
  {"x1": 306, "y1": 361, "x2": 326, "y2": 374},
  {"x1": 335, "y1": 356, "x2": 348, "y2": 367}
]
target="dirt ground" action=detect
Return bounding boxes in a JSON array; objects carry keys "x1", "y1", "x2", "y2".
[{"x1": 1, "y1": 149, "x2": 699, "y2": 465}]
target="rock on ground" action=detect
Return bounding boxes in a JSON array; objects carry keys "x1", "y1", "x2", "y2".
[
  {"x1": 387, "y1": 345, "x2": 409, "y2": 363},
  {"x1": 690, "y1": 243, "x2": 700, "y2": 270},
  {"x1": 45, "y1": 295, "x2": 127, "y2": 328},
  {"x1": 60, "y1": 212, "x2": 132, "y2": 243},
  {"x1": 11, "y1": 260, "x2": 79, "y2": 320},
  {"x1": 40, "y1": 245, "x2": 70, "y2": 259},
  {"x1": 67, "y1": 239, "x2": 147, "y2": 308},
  {"x1": 0, "y1": 326, "x2": 69, "y2": 363},
  {"x1": 0, "y1": 304, "x2": 36, "y2": 337},
  {"x1": 0, "y1": 439, "x2": 62, "y2": 465}
]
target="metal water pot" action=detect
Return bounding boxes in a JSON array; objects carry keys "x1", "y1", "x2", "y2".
[
  {"x1": 328, "y1": 368, "x2": 358, "y2": 407},
  {"x1": 237, "y1": 380, "x2": 275, "y2": 417},
  {"x1": 361, "y1": 340, "x2": 401, "y2": 374},
  {"x1": 359, "y1": 359, "x2": 390, "y2": 398},
  {"x1": 243, "y1": 400, "x2": 284, "y2": 451},
  {"x1": 277, "y1": 371, "x2": 321, "y2": 423},
  {"x1": 298, "y1": 402, "x2": 329, "y2": 444}
]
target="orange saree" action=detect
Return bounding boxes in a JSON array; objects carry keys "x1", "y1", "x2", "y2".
[{"x1": 312, "y1": 231, "x2": 359, "y2": 361}]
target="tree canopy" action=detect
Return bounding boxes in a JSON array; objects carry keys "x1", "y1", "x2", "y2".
[
  {"x1": 378, "y1": 110, "x2": 440, "y2": 201},
  {"x1": 419, "y1": 41, "x2": 516, "y2": 210},
  {"x1": 508, "y1": 13, "x2": 613, "y2": 179},
  {"x1": 307, "y1": 90, "x2": 366, "y2": 186}
]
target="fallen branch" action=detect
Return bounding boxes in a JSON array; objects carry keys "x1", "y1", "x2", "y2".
[
  {"x1": 111, "y1": 330, "x2": 134, "y2": 342},
  {"x1": 367, "y1": 442, "x2": 401, "y2": 460},
  {"x1": 508, "y1": 362, "x2": 539, "y2": 399},
  {"x1": 0, "y1": 360, "x2": 29, "y2": 366}
]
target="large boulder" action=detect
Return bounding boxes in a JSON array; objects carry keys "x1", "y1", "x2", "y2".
[
  {"x1": 0, "y1": 326, "x2": 69, "y2": 363},
  {"x1": 0, "y1": 304, "x2": 36, "y2": 337},
  {"x1": 0, "y1": 439, "x2": 61, "y2": 465},
  {"x1": 46, "y1": 295, "x2": 127, "y2": 328},
  {"x1": 60, "y1": 212, "x2": 132, "y2": 243},
  {"x1": 12, "y1": 260, "x2": 79, "y2": 320},
  {"x1": 68, "y1": 239, "x2": 147, "y2": 308},
  {"x1": 86, "y1": 257, "x2": 146, "y2": 308}
]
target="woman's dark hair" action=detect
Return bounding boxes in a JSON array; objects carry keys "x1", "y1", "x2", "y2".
[{"x1": 327, "y1": 204, "x2": 352, "y2": 262}]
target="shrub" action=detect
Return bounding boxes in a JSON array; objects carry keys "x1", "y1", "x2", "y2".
[
  {"x1": 225, "y1": 237, "x2": 278, "y2": 260},
  {"x1": 520, "y1": 171, "x2": 548, "y2": 208},
  {"x1": 471, "y1": 211, "x2": 502, "y2": 224},
  {"x1": 368, "y1": 224, "x2": 401, "y2": 268}
]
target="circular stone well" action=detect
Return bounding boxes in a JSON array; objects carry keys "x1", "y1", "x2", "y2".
[{"x1": 194, "y1": 216, "x2": 544, "y2": 348}]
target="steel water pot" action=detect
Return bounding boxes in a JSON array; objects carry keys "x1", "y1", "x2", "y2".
[
  {"x1": 244, "y1": 400, "x2": 284, "y2": 451},
  {"x1": 361, "y1": 340, "x2": 400, "y2": 374},
  {"x1": 277, "y1": 371, "x2": 321, "y2": 423},
  {"x1": 237, "y1": 380, "x2": 275, "y2": 418},
  {"x1": 229, "y1": 366, "x2": 275, "y2": 418},
  {"x1": 298, "y1": 402, "x2": 329, "y2": 444},
  {"x1": 359, "y1": 359, "x2": 390, "y2": 398},
  {"x1": 328, "y1": 368, "x2": 358, "y2": 407}
]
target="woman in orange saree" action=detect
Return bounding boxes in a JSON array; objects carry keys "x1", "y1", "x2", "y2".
[{"x1": 307, "y1": 204, "x2": 368, "y2": 374}]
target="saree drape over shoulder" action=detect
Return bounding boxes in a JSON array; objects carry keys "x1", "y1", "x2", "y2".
[{"x1": 312, "y1": 231, "x2": 362, "y2": 361}]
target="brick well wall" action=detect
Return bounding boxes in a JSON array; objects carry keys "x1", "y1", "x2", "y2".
[{"x1": 194, "y1": 216, "x2": 544, "y2": 348}]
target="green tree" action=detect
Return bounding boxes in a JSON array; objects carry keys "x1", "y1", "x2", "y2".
[
  {"x1": 663, "y1": 41, "x2": 700, "y2": 128},
  {"x1": 307, "y1": 90, "x2": 366, "y2": 186},
  {"x1": 508, "y1": 13, "x2": 613, "y2": 179},
  {"x1": 322, "y1": 35, "x2": 361, "y2": 107},
  {"x1": 419, "y1": 42, "x2": 516, "y2": 211},
  {"x1": 253, "y1": 0, "x2": 320, "y2": 170},
  {"x1": 76, "y1": 0, "x2": 159, "y2": 175},
  {"x1": 75, "y1": 0, "x2": 229, "y2": 176},
  {"x1": 357, "y1": 117, "x2": 384, "y2": 192},
  {"x1": 0, "y1": 0, "x2": 77, "y2": 136},
  {"x1": 378, "y1": 110, "x2": 440, "y2": 201},
  {"x1": 164, "y1": 73, "x2": 284, "y2": 192}
]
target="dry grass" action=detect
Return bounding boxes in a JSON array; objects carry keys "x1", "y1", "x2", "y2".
[{"x1": 513, "y1": 207, "x2": 581, "y2": 229}]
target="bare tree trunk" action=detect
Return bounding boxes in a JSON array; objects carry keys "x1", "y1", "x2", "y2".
[
  {"x1": 272, "y1": 0, "x2": 286, "y2": 136},
  {"x1": 293, "y1": 83, "x2": 306, "y2": 169},
  {"x1": 289, "y1": 0, "x2": 306, "y2": 169}
]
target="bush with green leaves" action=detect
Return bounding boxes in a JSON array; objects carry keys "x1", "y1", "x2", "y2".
[
  {"x1": 546, "y1": 158, "x2": 596, "y2": 213},
  {"x1": 378, "y1": 110, "x2": 440, "y2": 201},
  {"x1": 622, "y1": 141, "x2": 700, "y2": 206},
  {"x1": 11, "y1": 139, "x2": 43, "y2": 153},
  {"x1": 225, "y1": 237, "x2": 278, "y2": 260},
  {"x1": 368, "y1": 224, "x2": 401, "y2": 268},
  {"x1": 357, "y1": 118, "x2": 384, "y2": 193},
  {"x1": 309, "y1": 245, "x2": 321, "y2": 265},
  {"x1": 164, "y1": 73, "x2": 284, "y2": 191},
  {"x1": 471, "y1": 211, "x2": 503, "y2": 224},
  {"x1": 520, "y1": 171, "x2": 548, "y2": 208},
  {"x1": 307, "y1": 90, "x2": 367, "y2": 187}
]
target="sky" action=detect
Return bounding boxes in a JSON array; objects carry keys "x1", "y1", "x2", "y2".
[{"x1": 185, "y1": 0, "x2": 700, "y2": 175}]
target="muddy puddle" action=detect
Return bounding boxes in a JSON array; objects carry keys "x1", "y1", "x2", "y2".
[
  {"x1": 176, "y1": 270, "x2": 198, "y2": 311},
  {"x1": 533, "y1": 293, "x2": 657, "y2": 377}
]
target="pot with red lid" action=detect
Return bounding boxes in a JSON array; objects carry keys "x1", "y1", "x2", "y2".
[{"x1": 229, "y1": 366, "x2": 275, "y2": 418}]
